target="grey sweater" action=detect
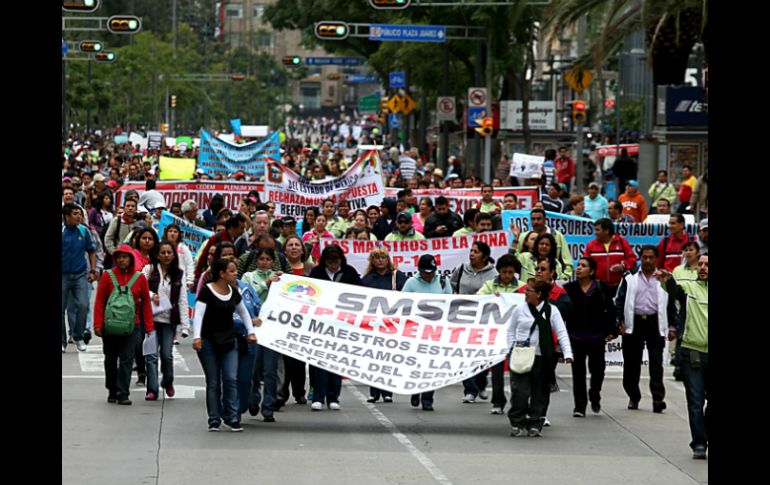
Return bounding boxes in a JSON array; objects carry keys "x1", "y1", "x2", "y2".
[{"x1": 450, "y1": 262, "x2": 498, "y2": 295}]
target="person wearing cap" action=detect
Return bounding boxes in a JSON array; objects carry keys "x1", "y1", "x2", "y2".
[
  {"x1": 647, "y1": 170, "x2": 677, "y2": 214},
  {"x1": 618, "y1": 180, "x2": 648, "y2": 223},
  {"x1": 541, "y1": 182, "x2": 566, "y2": 213},
  {"x1": 277, "y1": 216, "x2": 298, "y2": 247},
  {"x1": 697, "y1": 219, "x2": 708, "y2": 255},
  {"x1": 403, "y1": 255, "x2": 452, "y2": 411},
  {"x1": 385, "y1": 211, "x2": 426, "y2": 241},
  {"x1": 448, "y1": 174, "x2": 464, "y2": 189},
  {"x1": 93, "y1": 244, "x2": 155, "y2": 405},
  {"x1": 584, "y1": 182, "x2": 609, "y2": 220}
]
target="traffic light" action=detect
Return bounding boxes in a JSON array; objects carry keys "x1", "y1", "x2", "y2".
[
  {"x1": 231, "y1": 73, "x2": 247, "y2": 81},
  {"x1": 94, "y1": 51, "x2": 116, "y2": 62},
  {"x1": 62, "y1": 0, "x2": 100, "y2": 13},
  {"x1": 474, "y1": 117, "x2": 493, "y2": 137},
  {"x1": 314, "y1": 22, "x2": 349, "y2": 40},
  {"x1": 79, "y1": 41, "x2": 103, "y2": 53},
  {"x1": 572, "y1": 100, "x2": 587, "y2": 124},
  {"x1": 107, "y1": 15, "x2": 142, "y2": 34},
  {"x1": 369, "y1": 0, "x2": 410, "y2": 9},
  {"x1": 282, "y1": 56, "x2": 302, "y2": 66},
  {"x1": 169, "y1": 95, "x2": 177, "y2": 108},
  {"x1": 160, "y1": 123, "x2": 168, "y2": 133}
]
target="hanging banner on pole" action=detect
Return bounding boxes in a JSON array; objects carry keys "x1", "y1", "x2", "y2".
[
  {"x1": 265, "y1": 150, "x2": 385, "y2": 217},
  {"x1": 256, "y1": 274, "x2": 524, "y2": 394},
  {"x1": 198, "y1": 130, "x2": 280, "y2": 180}
]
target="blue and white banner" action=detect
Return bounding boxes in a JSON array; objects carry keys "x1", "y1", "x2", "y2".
[
  {"x1": 501, "y1": 210, "x2": 698, "y2": 266},
  {"x1": 230, "y1": 119, "x2": 242, "y2": 136},
  {"x1": 156, "y1": 210, "x2": 214, "y2": 256},
  {"x1": 198, "y1": 130, "x2": 280, "y2": 179}
]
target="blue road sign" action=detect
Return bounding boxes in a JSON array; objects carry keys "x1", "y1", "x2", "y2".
[
  {"x1": 389, "y1": 71, "x2": 406, "y2": 88},
  {"x1": 369, "y1": 24, "x2": 447, "y2": 43},
  {"x1": 389, "y1": 114, "x2": 402, "y2": 129},
  {"x1": 348, "y1": 74, "x2": 380, "y2": 84},
  {"x1": 467, "y1": 106, "x2": 487, "y2": 128},
  {"x1": 62, "y1": 39, "x2": 68, "y2": 55},
  {"x1": 304, "y1": 57, "x2": 365, "y2": 66}
]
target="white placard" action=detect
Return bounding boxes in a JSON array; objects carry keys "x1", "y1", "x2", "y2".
[{"x1": 510, "y1": 153, "x2": 545, "y2": 179}]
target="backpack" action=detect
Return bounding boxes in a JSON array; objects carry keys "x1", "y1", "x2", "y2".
[
  {"x1": 104, "y1": 270, "x2": 142, "y2": 336},
  {"x1": 62, "y1": 224, "x2": 88, "y2": 239}
]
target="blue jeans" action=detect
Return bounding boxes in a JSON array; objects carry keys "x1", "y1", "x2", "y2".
[
  {"x1": 679, "y1": 347, "x2": 709, "y2": 450},
  {"x1": 197, "y1": 339, "x2": 239, "y2": 427},
  {"x1": 462, "y1": 371, "x2": 488, "y2": 398},
  {"x1": 236, "y1": 342, "x2": 257, "y2": 414},
  {"x1": 103, "y1": 326, "x2": 139, "y2": 399},
  {"x1": 146, "y1": 323, "x2": 175, "y2": 394},
  {"x1": 62, "y1": 272, "x2": 89, "y2": 346},
  {"x1": 252, "y1": 344, "x2": 279, "y2": 416},
  {"x1": 310, "y1": 367, "x2": 341, "y2": 405}
]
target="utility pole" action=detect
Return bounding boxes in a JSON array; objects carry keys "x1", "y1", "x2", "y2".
[
  {"x1": 440, "y1": 44, "x2": 449, "y2": 171},
  {"x1": 474, "y1": 40, "x2": 483, "y2": 179},
  {"x1": 483, "y1": 32, "x2": 492, "y2": 184},
  {"x1": 574, "y1": 15, "x2": 586, "y2": 193}
]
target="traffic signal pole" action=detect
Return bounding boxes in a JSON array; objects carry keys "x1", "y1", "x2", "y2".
[{"x1": 483, "y1": 32, "x2": 492, "y2": 184}]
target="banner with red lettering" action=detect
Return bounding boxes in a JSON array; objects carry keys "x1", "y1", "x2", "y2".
[
  {"x1": 116, "y1": 181, "x2": 261, "y2": 212},
  {"x1": 321, "y1": 230, "x2": 511, "y2": 278},
  {"x1": 256, "y1": 274, "x2": 524, "y2": 394},
  {"x1": 384, "y1": 187, "x2": 540, "y2": 215},
  {"x1": 265, "y1": 150, "x2": 385, "y2": 217}
]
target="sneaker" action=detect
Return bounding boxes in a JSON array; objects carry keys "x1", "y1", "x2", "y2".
[
  {"x1": 653, "y1": 401, "x2": 667, "y2": 413},
  {"x1": 165, "y1": 385, "x2": 175, "y2": 398},
  {"x1": 311, "y1": 402, "x2": 323, "y2": 411},
  {"x1": 478, "y1": 390, "x2": 489, "y2": 400},
  {"x1": 543, "y1": 417, "x2": 551, "y2": 427},
  {"x1": 462, "y1": 394, "x2": 476, "y2": 403},
  {"x1": 263, "y1": 415, "x2": 275, "y2": 423},
  {"x1": 510, "y1": 426, "x2": 524, "y2": 437},
  {"x1": 692, "y1": 446, "x2": 707, "y2": 459},
  {"x1": 491, "y1": 407, "x2": 504, "y2": 415},
  {"x1": 628, "y1": 399, "x2": 639, "y2": 410},
  {"x1": 208, "y1": 424, "x2": 220, "y2": 432},
  {"x1": 410, "y1": 394, "x2": 420, "y2": 407},
  {"x1": 107, "y1": 395, "x2": 118, "y2": 404},
  {"x1": 83, "y1": 330, "x2": 92, "y2": 345},
  {"x1": 573, "y1": 410, "x2": 585, "y2": 418},
  {"x1": 366, "y1": 397, "x2": 377, "y2": 403},
  {"x1": 328, "y1": 402, "x2": 341, "y2": 411},
  {"x1": 295, "y1": 397, "x2": 308, "y2": 405},
  {"x1": 76, "y1": 340, "x2": 87, "y2": 352},
  {"x1": 383, "y1": 396, "x2": 393, "y2": 403},
  {"x1": 145, "y1": 392, "x2": 157, "y2": 401},
  {"x1": 118, "y1": 398, "x2": 132, "y2": 405},
  {"x1": 528, "y1": 427, "x2": 542, "y2": 437},
  {"x1": 422, "y1": 404, "x2": 434, "y2": 411},
  {"x1": 591, "y1": 402, "x2": 601, "y2": 413},
  {"x1": 224, "y1": 421, "x2": 243, "y2": 432},
  {"x1": 62, "y1": 345, "x2": 66, "y2": 353},
  {"x1": 248, "y1": 405, "x2": 260, "y2": 417}
]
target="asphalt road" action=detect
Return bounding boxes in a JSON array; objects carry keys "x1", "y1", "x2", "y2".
[{"x1": 62, "y1": 340, "x2": 707, "y2": 485}]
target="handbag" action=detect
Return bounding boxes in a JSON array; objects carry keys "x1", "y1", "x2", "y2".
[{"x1": 509, "y1": 316, "x2": 540, "y2": 374}]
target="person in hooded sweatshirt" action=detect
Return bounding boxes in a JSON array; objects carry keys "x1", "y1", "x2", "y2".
[
  {"x1": 450, "y1": 241, "x2": 498, "y2": 404},
  {"x1": 94, "y1": 244, "x2": 155, "y2": 405}
]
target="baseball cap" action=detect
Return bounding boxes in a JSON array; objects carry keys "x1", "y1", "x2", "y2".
[
  {"x1": 93, "y1": 173, "x2": 106, "y2": 183},
  {"x1": 588, "y1": 182, "x2": 600, "y2": 189},
  {"x1": 418, "y1": 254, "x2": 437, "y2": 273},
  {"x1": 106, "y1": 180, "x2": 118, "y2": 188},
  {"x1": 396, "y1": 211, "x2": 411, "y2": 222},
  {"x1": 699, "y1": 218, "x2": 708, "y2": 230},
  {"x1": 627, "y1": 180, "x2": 639, "y2": 188},
  {"x1": 282, "y1": 216, "x2": 297, "y2": 225},
  {"x1": 559, "y1": 183, "x2": 568, "y2": 193}
]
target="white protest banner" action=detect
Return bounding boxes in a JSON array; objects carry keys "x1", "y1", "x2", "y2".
[
  {"x1": 199, "y1": 130, "x2": 280, "y2": 180},
  {"x1": 129, "y1": 132, "x2": 148, "y2": 150},
  {"x1": 156, "y1": 210, "x2": 214, "y2": 255},
  {"x1": 117, "y1": 181, "x2": 261, "y2": 212},
  {"x1": 265, "y1": 150, "x2": 385, "y2": 217},
  {"x1": 256, "y1": 274, "x2": 524, "y2": 394},
  {"x1": 510, "y1": 153, "x2": 545, "y2": 179},
  {"x1": 321, "y1": 230, "x2": 511, "y2": 279},
  {"x1": 165, "y1": 137, "x2": 176, "y2": 148},
  {"x1": 384, "y1": 187, "x2": 540, "y2": 215}
]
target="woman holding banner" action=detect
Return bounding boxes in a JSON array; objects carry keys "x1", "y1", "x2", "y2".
[
  {"x1": 302, "y1": 214, "x2": 335, "y2": 263},
  {"x1": 308, "y1": 245, "x2": 362, "y2": 411},
  {"x1": 162, "y1": 224, "x2": 195, "y2": 290},
  {"x1": 451, "y1": 241, "x2": 498, "y2": 404},
  {"x1": 362, "y1": 247, "x2": 407, "y2": 403}
]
